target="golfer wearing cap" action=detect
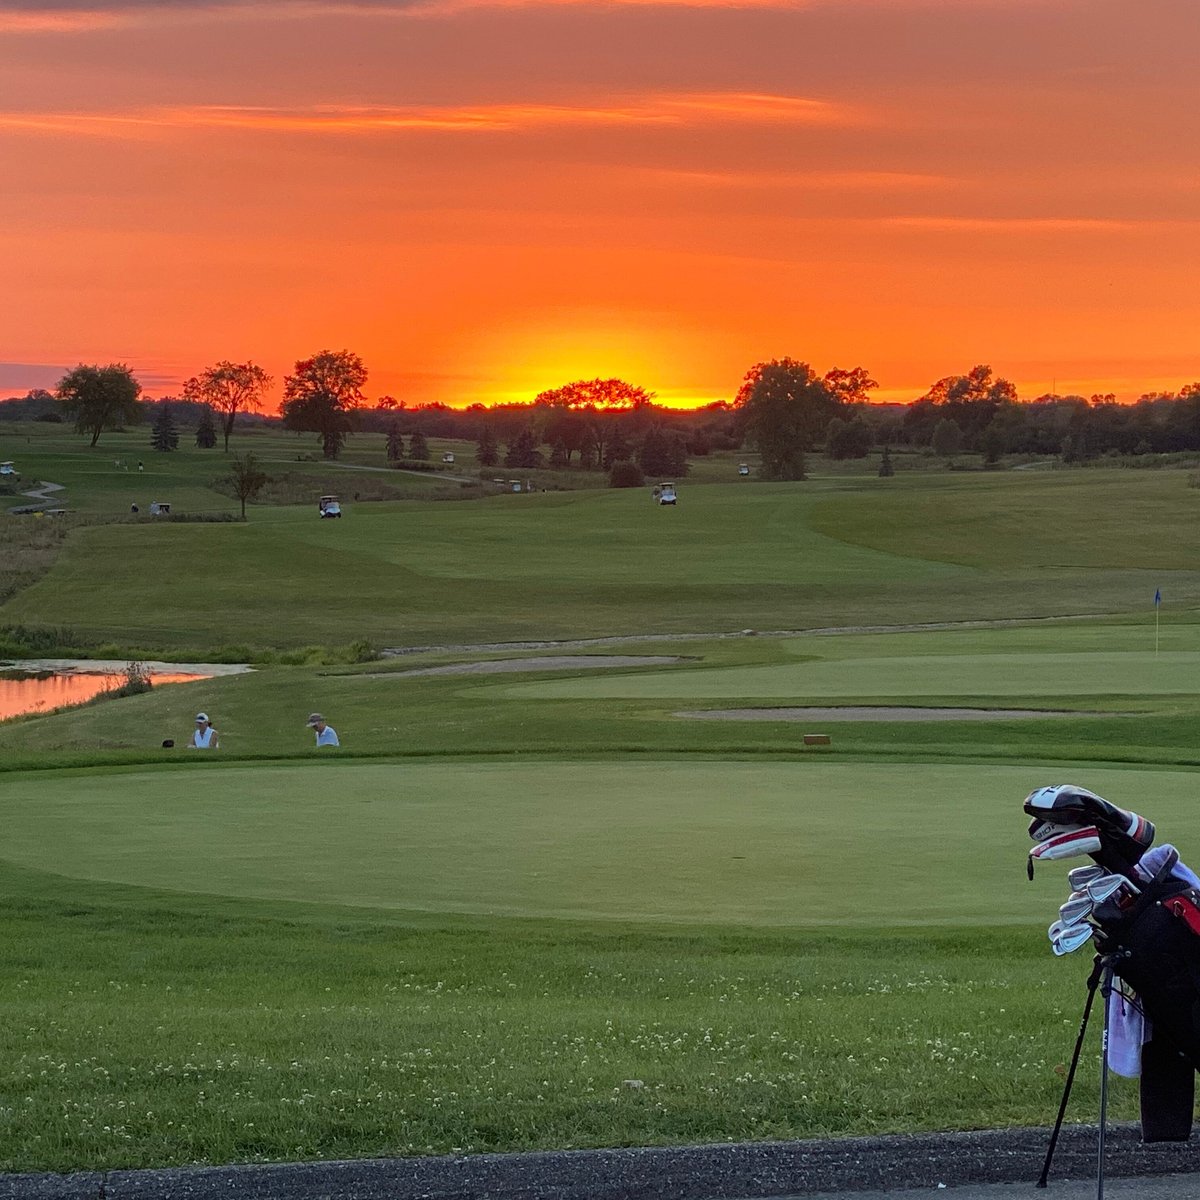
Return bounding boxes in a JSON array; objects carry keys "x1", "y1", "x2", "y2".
[
  {"x1": 190, "y1": 713, "x2": 220, "y2": 749},
  {"x1": 307, "y1": 712, "x2": 339, "y2": 747}
]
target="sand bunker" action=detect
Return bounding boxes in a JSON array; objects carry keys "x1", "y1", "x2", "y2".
[
  {"x1": 377, "y1": 655, "x2": 690, "y2": 677},
  {"x1": 677, "y1": 706, "x2": 1107, "y2": 722}
]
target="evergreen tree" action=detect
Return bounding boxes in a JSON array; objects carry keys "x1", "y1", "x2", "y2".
[
  {"x1": 409, "y1": 430, "x2": 430, "y2": 460},
  {"x1": 548, "y1": 438, "x2": 568, "y2": 468},
  {"x1": 578, "y1": 431, "x2": 598, "y2": 471},
  {"x1": 665, "y1": 432, "x2": 690, "y2": 477},
  {"x1": 603, "y1": 429, "x2": 631, "y2": 469},
  {"x1": 504, "y1": 429, "x2": 542, "y2": 469},
  {"x1": 151, "y1": 403, "x2": 180, "y2": 452},
  {"x1": 637, "y1": 426, "x2": 671, "y2": 476},
  {"x1": 386, "y1": 421, "x2": 404, "y2": 462},
  {"x1": 477, "y1": 425, "x2": 499, "y2": 467},
  {"x1": 195, "y1": 405, "x2": 217, "y2": 449}
]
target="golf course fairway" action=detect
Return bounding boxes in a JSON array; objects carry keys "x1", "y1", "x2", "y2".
[
  {"x1": 502, "y1": 650, "x2": 1200, "y2": 701},
  {"x1": 7, "y1": 760, "x2": 1197, "y2": 924}
]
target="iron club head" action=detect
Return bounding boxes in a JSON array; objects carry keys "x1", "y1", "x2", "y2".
[
  {"x1": 1068, "y1": 864, "x2": 1106, "y2": 890},
  {"x1": 1059, "y1": 894, "x2": 1095, "y2": 924},
  {"x1": 1086, "y1": 874, "x2": 1139, "y2": 904},
  {"x1": 1052, "y1": 924, "x2": 1094, "y2": 956}
]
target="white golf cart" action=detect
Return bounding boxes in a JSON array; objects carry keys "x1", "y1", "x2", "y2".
[
  {"x1": 318, "y1": 495, "x2": 342, "y2": 518},
  {"x1": 0, "y1": 461, "x2": 17, "y2": 479},
  {"x1": 149, "y1": 501, "x2": 171, "y2": 516},
  {"x1": 738, "y1": 462, "x2": 750, "y2": 477},
  {"x1": 442, "y1": 452, "x2": 456, "y2": 465},
  {"x1": 658, "y1": 482, "x2": 678, "y2": 505}
]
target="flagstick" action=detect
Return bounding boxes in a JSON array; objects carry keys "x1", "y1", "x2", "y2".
[{"x1": 1156, "y1": 603, "x2": 1160, "y2": 658}]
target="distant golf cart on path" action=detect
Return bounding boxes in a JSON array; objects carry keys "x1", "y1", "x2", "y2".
[
  {"x1": 0, "y1": 461, "x2": 17, "y2": 480},
  {"x1": 318, "y1": 495, "x2": 342, "y2": 518},
  {"x1": 149, "y1": 501, "x2": 171, "y2": 516},
  {"x1": 657, "y1": 482, "x2": 678, "y2": 506},
  {"x1": 738, "y1": 462, "x2": 750, "y2": 477}
]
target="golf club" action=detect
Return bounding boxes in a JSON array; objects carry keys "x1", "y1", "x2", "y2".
[
  {"x1": 1059, "y1": 894, "x2": 1095, "y2": 925},
  {"x1": 1068, "y1": 865, "x2": 1106, "y2": 891},
  {"x1": 1086, "y1": 874, "x2": 1138, "y2": 906},
  {"x1": 1052, "y1": 925, "x2": 1094, "y2": 956}
]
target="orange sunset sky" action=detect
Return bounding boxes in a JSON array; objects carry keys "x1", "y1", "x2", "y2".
[{"x1": 1, "y1": 0, "x2": 1198, "y2": 409}]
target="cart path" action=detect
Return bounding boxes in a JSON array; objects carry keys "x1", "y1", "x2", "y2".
[
  {"x1": 1, "y1": 1124, "x2": 1197, "y2": 1200},
  {"x1": 20, "y1": 480, "x2": 65, "y2": 502},
  {"x1": 379, "y1": 611, "x2": 1125, "y2": 657},
  {"x1": 5, "y1": 479, "x2": 65, "y2": 513},
  {"x1": 369, "y1": 654, "x2": 692, "y2": 677}
]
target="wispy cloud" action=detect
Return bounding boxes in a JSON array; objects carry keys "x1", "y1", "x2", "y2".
[
  {"x1": 0, "y1": 93, "x2": 855, "y2": 137},
  {"x1": 0, "y1": 0, "x2": 1053, "y2": 34},
  {"x1": 0, "y1": 9, "x2": 127, "y2": 31},
  {"x1": 638, "y1": 168, "x2": 953, "y2": 191},
  {"x1": 881, "y1": 216, "x2": 1144, "y2": 234}
]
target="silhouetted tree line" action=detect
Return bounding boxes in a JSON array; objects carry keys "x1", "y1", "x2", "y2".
[{"x1": 6, "y1": 357, "x2": 1200, "y2": 472}]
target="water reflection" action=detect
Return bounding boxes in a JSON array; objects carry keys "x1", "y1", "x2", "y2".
[{"x1": 0, "y1": 673, "x2": 203, "y2": 721}]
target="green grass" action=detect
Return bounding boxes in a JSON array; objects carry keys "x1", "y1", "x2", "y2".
[
  {"x1": 12, "y1": 759, "x2": 1196, "y2": 925},
  {"x1": 3, "y1": 453, "x2": 1200, "y2": 1172},
  {"x1": 0, "y1": 866, "x2": 1102, "y2": 1172},
  {"x1": 4, "y1": 465, "x2": 1200, "y2": 654}
]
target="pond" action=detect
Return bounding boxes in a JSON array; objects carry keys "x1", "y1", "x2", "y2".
[{"x1": 0, "y1": 661, "x2": 249, "y2": 722}]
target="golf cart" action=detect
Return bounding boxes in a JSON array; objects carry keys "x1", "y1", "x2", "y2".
[
  {"x1": 0, "y1": 461, "x2": 16, "y2": 479},
  {"x1": 738, "y1": 462, "x2": 750, "y2": 477},
  {"x1": 149, "y1": 501, "x2": 171, "y2": 516},
  {"x1": 442, "y1": 452, "x2": 456, "y2": 464},
  {"x1": 318, "y1": 495, "x2": 342, "y2": 518},
  {"x1": 658, "y1": 482, "x2": 678, "y2": 506}
]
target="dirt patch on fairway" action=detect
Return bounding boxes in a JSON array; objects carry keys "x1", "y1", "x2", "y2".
[
  {"x1": 370, "y1": 655, "x2": 691, "y2": 677},
  {"x1": 677, "y1": 706, "x2": 1109, "y2": 722}
]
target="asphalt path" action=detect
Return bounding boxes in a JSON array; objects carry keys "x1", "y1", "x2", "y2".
[{"x1": 2, "y1": 1125, "x2": 1198, "y2": 1200}]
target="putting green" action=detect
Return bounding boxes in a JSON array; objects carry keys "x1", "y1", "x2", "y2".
[
  {"x1": 4, "y1": 760, "x2": 1198, "y2": 925},
  {"x1": 501, "y1": 651, "x2": 1200, "y2": 701}
]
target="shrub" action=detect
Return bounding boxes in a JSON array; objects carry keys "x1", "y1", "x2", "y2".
[
  {"x1": 347, "y1": 638, "x2": 378, "y2": 664},
  {"x1": 107, "y1": 661, "x2": 153, "y2": 698},
  {"x1": 609, "y1": 460, "x2": 645, "y2": 488}
]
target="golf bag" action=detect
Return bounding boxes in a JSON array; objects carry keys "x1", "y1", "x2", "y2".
[{"x1": 1025, "y1": 785, "x2": 1200, "y2": 1141}]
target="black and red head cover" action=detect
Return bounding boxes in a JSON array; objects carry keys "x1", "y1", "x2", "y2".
[{"x1": 1024, "y1": 784, "x2": 1154, "y2": 877}]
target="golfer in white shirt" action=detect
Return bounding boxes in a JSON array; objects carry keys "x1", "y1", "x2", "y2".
[
  {"x1": 190, "y1": 713, "x2": 219, "y2": 749},
  {"x1": 306, "y1": 712, "x2": 340, "y2": 747}
]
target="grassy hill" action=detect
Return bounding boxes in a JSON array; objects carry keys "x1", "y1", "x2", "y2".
[{"x1": 3, "y1": 461, "x2": 1198, "y2": 656}]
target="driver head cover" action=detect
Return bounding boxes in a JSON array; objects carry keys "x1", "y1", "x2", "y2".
[
  {"x1": 1030, "y1": 826, "x2": 1103, "y2": 862},
  {"x1": 1024, "y1": 785, "x2": 1153, "y2": 870}
]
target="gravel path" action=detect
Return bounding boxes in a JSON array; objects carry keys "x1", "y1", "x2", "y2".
[
  {"x1": 1, "y1": 1125, "x2": 1196, "y2": 1200},
  {"x1": 379, "y1": 613, "x2": 1122, "y2": 658},
  {"x1": 377, "y1": 655, "x2": 690, "y2": 677},
  {"x1": 6, "y1": 479, "x2": 65, "y2": 514}
]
